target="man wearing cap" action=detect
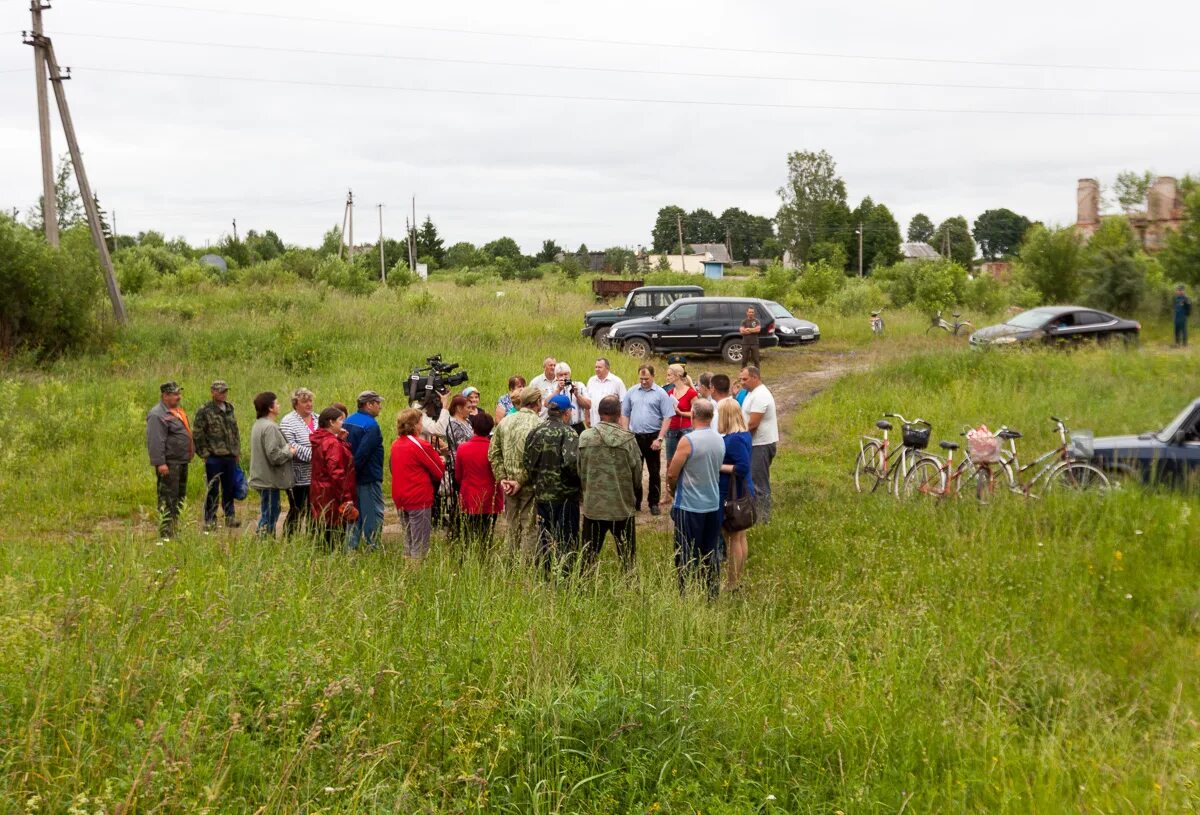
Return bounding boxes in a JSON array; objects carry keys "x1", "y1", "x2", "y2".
[
  {"x1": 193, "y1": 380, "x2": 242, "y2": 531},
  {"x1": 522, "y1": 393, "x2": 582, "y2": 575},
  {"x1": 1174, "y1": 284, "x2": 1192, "y2": 348},
  {"x1": 344, "y1": 390, "x2": 385, "y2": 550},
  {"x1": 146, "y1": 381, "x2": 194, "y2": 540},
  {"x1": 488, "y1": 385, "x2": 543, "y2": 559}
]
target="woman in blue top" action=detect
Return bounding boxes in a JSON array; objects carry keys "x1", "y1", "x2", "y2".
[{"x1": 717, "y1": 398, "x2": 755, "y2": 592}]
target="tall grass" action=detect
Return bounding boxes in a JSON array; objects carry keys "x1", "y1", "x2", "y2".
[{"x1": 0, "y1": 279, "x2": 1197, "y2": 812}]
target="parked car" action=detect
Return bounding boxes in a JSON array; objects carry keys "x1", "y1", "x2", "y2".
[
  {"x1": 581, "y1": 285, "x2": 704, "y2": 348},
  {"x1": 766, "y1": 301, "x2": 820, "y2": 345},
  {"x1": 969, "y1": 306, "x2": 1140, "y2": 348},
  {"x1": 608, "y1": 296, "x2": 779, "y2": 364},
  {"x1": 1089, "y1": 398, "x2": 1200, "y2": 489}
]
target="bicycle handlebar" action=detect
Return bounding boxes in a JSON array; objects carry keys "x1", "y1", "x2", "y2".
[{"x1": 883, "y1": 413, "x2": 930, "y2": 428}]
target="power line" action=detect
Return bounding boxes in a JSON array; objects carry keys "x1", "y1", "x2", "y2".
[
  {"x1": 72, "y1": 65, "x2": 1199, "y2": 118},
  {"x1": 75, "y1": 0, "x2": 1200, "y2": 75},
  {"x1": 54, "y1": 31, "x2": 1200, "y2": 97}
]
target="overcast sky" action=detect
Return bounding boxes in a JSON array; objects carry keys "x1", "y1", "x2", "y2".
[{"x1": 2, "y1": 0, "x2": 1198, "y2": 253}]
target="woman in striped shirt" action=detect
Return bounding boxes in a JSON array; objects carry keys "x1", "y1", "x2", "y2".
[{"x1": 280, "y1": 387, "x2": 316, "y2": 537}]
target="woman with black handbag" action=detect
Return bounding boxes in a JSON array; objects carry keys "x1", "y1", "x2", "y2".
[{"x1": 717, "y1": 399, "x2": 756, "y2": 593}]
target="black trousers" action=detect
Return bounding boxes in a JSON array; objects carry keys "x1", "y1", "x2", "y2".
[
  {"x1": 203, "y1": 455, "x2": 238, "y2": 524},
  {"x1": 581, "y1": 515, "x2": 636, "y2": 574},
  {"x1": 284, "y1": 484, "x2": 310, "y2": 536},
  {"x1": 460, "y1": 513, "x2": 498, "y2": 555},
  {"x1": 633, "y1": 432, "x2": 661, "y2": 509},
  {"x1": 536, "y1": 500, "x2": 581, "y2": 576},
  {"x1": 156, "y1": 462, "x2": 189, "y2": 539}
]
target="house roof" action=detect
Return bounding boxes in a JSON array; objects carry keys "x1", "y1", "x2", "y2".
[
  {"x1": 901, "y1": 242, "x2": 940, "y2": 259},
  {"x1": 688, "y1": 243, "x2": 733, "y2": 264}
]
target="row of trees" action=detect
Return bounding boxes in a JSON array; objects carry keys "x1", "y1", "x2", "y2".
[{"x1": 649, "y1": 206, "x2": 778, "y2": 263}]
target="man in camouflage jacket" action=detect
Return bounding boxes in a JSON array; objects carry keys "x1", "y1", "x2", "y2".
[
  {"x1": 192, "y1": 379, "x2": 242, "y2": 530},
  {"x1": 578, "y1": 394, "x2": 642, "y2": 574},
  {"x1": 489, "y1": 386, "x2": 544, "y2": 560},
  {"x1": 522, "y1": 394, "x2": 581, "y2": 576}
]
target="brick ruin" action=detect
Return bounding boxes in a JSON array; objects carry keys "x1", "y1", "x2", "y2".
[{"x1": 1076, "y1": 176, "x2": 1185, "y2": 252}]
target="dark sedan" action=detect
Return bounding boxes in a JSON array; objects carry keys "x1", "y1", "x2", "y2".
[
  {"x1": 1090, "y1": 398, "x2": 1200, "y2": 489},
  {"x1": 969, "y1": 306, "x2": 1140, "y2": 348},
  {"x1": 766, "y1": 301, "x2": 820, "y2": 346}
]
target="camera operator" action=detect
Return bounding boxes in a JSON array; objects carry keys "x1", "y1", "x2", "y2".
[{"x1": 553, "y1": 362, "x2": 589, "y2": 434}]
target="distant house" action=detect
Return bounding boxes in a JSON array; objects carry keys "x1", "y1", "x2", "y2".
[
  {"x1": 644, "y1": 243, "x2": 734, "y2": 277},
  {"x1": 900, "y1": 242, "x2": 941, "y2": 261}
]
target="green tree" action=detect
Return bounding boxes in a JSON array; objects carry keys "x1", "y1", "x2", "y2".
[
  {"x1": 483, "y1": 237, "x2": 522, "y2": 262},
  {"x1": 319, "y1": 225, "x2": 343, "y2": 257},
  {"x1": 416, "y1": 216, "x2": 445, "y2": 264},
  {"x1": 535, "y1": 239, "x2": 563, "y2": 264},
  {"x1": 848, "y1": 198, "x2": 902, "y2": 272},
  {"x1": 1113, "y1": 170, "x2": 1154, "y2": 214},
  {"x1": 445, "y1": 241, "x2": 482, "y2": 269},
  {"x1": 684, "y1": 208, "x2": 723, "y2": 244},
  {"x1": 809, "y1": 241, "x2": 848, "y2": 269},
  {"x1": 795, "y1": 259, "x2": 845, "y2": 304},
  {"x1": 720, "y1": 208, "x2": 775, "y2": 263},
  {"x1": 245, "y1": 229, "x2": 285, "y2": 262},
  {"x1": 1162, "y1": 188, "x2": 1200, "y2": 287},
  {"x1": 972, "y1": 208, "x2": 1032, "y2": 260},
  {"x1": 603, "y1": 247, "x2": 635, "y2": 274},
  {"x1": 776, "y1": 149, "x2": 849, "y2": 265},
  {"x1": 1017, "y1": 224, "x2": 1083, "y2": 303},
  {"x1": 651, "y1": 205, "x2": 686, "y2": 252},
  {"x1": 1081, "y1": 218, "x2": 1145, "y2": 314},
  {"x1": 25, "y1": 153, "x2": 84, "y2": 233},
  {"x1": 907, "y1": 213, "x2": 934, "y2": 243},
  {"x1": 930, "y1": 216, "x2": 976, "y2": 267}
]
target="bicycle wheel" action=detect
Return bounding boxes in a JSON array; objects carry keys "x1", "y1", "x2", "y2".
[
  {"x1": 955, "y1": 460, "x2": 1015, "y2": 502},
  {"x1": 853, "y1": 441, "x2": 885, "y2": 493},
  {"x1": 902, "y1": 455, "x2": 945, "y2": 498},
  {"x1": 1044, "y1": 461, "x2": 1110, "y2": 493}
]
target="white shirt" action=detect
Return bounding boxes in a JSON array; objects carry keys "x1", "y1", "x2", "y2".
[
  {"x1": 741, "y1": 384, "x2": 778, "y2": 446},
  {"x1": 530, "y1": 373, "x2": 556, "y2": 418},
  {"x1": 585, "y1": 373, "x2": 627, "y2": 426}
]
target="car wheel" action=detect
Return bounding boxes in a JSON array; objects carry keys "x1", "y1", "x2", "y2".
[
  {"x1": 722, "y1": 339, "x2": 745, "y2": 364},
  {"x1": 624, "y1": 338, "x2": 651, "y2": 359},
  {"x1": 592, "y1": 326, "x2": 612, "y2": 349}
]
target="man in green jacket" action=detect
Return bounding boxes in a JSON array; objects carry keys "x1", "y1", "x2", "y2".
[
  {"x1": 523, "y1": 394, "x2": 581, "y2": 575},
  {"x1": 578, "y1": 395, "x2": 642, "y2": 574},
  {"x1": 488, "y1": 386, "x2": 543, "y2": 561},
  {"x1": 193, "y1": 379, "x2": 242, "y2": 531}
]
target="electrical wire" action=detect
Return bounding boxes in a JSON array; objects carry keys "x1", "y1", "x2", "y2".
[
  {"x1": 73, "y1": 0, "x2": 1200, "y2": 75},
  {"x1": 71, "y1": 65, "x2": 1198, "y2": 118},
  {"x1": 53, "y1": 31, "x2": 1200, "y2": 97}
]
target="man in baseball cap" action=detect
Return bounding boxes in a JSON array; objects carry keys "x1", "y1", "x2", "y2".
[
  {"x1": 146, "y1": 380, "x2": 193, "y2": 540},
  {"x1": 193, "y1": 378, "x2": 242, "y2": 531},
  {"x1": 522, "y1": 392, "x2": 582, "y2": 575}
]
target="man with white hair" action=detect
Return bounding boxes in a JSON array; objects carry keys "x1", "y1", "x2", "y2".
[{"x1": 552, "y1": 361, "x2": 589, "y2": 433}]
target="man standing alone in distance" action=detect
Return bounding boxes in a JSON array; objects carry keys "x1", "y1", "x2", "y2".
[
  {"x1": 146, "y1": 381, "x2": 194, "y2": 541},
  {"x1": 1174, "y1": 285, "x2": 1192, "y2": 348},
  {"x1": 578, "y1": 394, "x2": 641, "y2": 574},
  {"x1": 489, "y1": 386, "x2": 544, "y2": 560},
  {"x1": 666, "y1": 399, "x2": 725, "y2": 599},
  {"x1": 344, "y1": 390, "x2": 385, "y2": 550},
  {"x1": 193, "y1": 379, "x2": 241, "y2": 531},
  {"x1": 739, "y1": 366, "x2": 778, "y2": 523},
  {"x1": 620, "y1": 364, "x2": 676, "y2": 516},
  {"x1": 739, "y1": 307, "x2": 762, "y2": 368}
]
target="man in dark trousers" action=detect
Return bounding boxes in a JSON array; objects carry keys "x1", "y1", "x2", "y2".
[
  {"x1": 522, "y1": 394, "x2": 581, "y2": 576},
  {"x1": 578, "y1": 395, "x2": 642, "y2": 574},
  {"x1": 619, "y1": 365, "x2": 676, "y2": 516},
  {"x1": 739, "y1": 307, "x2": 762, "y2": 368},
  {"x1": 1174, "y1": 285, "x2": 1192, "y2": 348},
  {"x1": 146, "y1": 381, "x2": 194, "y2": 541},
  {"x1": 193, "y1": 379, "x2": 242, "y2": 531}
]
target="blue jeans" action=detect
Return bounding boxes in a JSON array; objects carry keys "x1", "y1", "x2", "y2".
[
  {"x1": 348, "y1": 481, "x2": 384, "y2": 550},
  {"x1": 671, "y1": 507, "x2": 721, "y2": 599},
  {"x1": 664, "y1": 428, "x2": 690, "y2": 471},
  {"x1": 204, "y1": 455, "x2": 238, "y2": 524},
  {"x1": 257, "y1": 488, "x2": 282, "y2": 536}
]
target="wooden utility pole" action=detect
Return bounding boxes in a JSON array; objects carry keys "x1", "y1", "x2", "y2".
[
  {"x1": 338, "y1": 194, "x2": 349, "y2": 260},
  {"x1": 28, "y1": 1, "x2": 58, "y2": 247},
  {"x1": 347, "y1": 189, "x2": 354, "y2": 262},
  {"x1": 377, "y1": 203, "x2": 386, "y2": 282},
  {"x1": 409, "y1": 196, "x2": 417, "y2": 273},
  {"x1": 676, "y1": 212, "x2": 686, "y2": 272},
  {"x1": 858, "y1": 222, "x2": 864, "y2": 278},
  {"x1": 43, "y1": 41, "x2": 126, "y2": 323},
  {"x1": 232, "y1": 217, "x2": 238, "y2": 243}
]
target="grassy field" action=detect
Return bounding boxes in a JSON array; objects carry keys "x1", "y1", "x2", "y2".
[{"x1": 1, "y1": 277, "x2": 1198, "y2": 813}]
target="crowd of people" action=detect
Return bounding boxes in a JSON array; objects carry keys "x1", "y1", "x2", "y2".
[{"x1": 144, "y1": 357, "x2": 778, "y2": 595}]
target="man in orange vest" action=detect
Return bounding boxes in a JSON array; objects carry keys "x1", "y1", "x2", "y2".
[{"x1": 146, "y1": 381, "x2": 194, "y2": 540}]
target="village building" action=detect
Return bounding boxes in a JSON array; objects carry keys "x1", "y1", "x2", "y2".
[{"x1": 1076, "y1": 176, "x2": 1185, "y2": 252}]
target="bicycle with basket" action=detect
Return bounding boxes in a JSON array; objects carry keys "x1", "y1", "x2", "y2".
[{"x1": 853, "y1": 413, "x2": 932, "y2": 496}]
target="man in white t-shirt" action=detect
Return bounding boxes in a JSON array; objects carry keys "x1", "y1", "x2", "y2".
[
  {"x1": 739, "y1": 365, "x2": 778, "y2": 523},
  {"x1": 529, "y1": 357, "x2": 557, "y2": 418},
  {"x1": 584, "y1": 357, "x2": 626, "y2": 427}
]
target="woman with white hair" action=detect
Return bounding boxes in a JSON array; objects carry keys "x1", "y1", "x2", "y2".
[
  {"x1": 552, "y1": 361, "x2": 590, "y2": 434},
  {"x1": 280, "y1": 386, "x2": 316, "y2": 536}
]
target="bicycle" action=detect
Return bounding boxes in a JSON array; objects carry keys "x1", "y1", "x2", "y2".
[
  {"x1": 901, "y1": 427, "x2": 994, "y2": 501},
  {"x1": 853, "y1": 413, "x2": 932, "y2": 496},
  {"x1": 870, "y1": 310, "x2": 884, "y2": 335},
  {"x1": 926, "y1": 311, "x2": 973, "y2": 336},
  {"x1": 961, "y1": 416, "x2": 1109, "y2": 499}
]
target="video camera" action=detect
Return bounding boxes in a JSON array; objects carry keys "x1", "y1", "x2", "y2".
[{"x1": 406, "y1": 354, "x2": 469, "y2": 404}]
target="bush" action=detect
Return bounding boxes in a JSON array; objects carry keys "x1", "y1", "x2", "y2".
[
  {"x1": 403, "y1": 289, "x2": 438, "y2": 314},
  {"x1": 116, "y1": 254, "x2": 156, "y2": 295},
  {"x1": 114, "y1": 244, "x2": 187, "y2": 277},
  {"x1": 516, "y1": 265, "x2": 545, "y2": 281},
  {"x1": 385, "y1": 260, "x2": 418, "y2": 290},
  {"x1": 874, "y1": 259, "x2": 967, "y2": 312},
  {"x1": 454, "y1": 272, "x2": 485, "y2": 288},
  {"x1": 279, "y1": 248, "x2": 321, "y2": 280},
  {"x1": 314, "y1": 256, "x2": 376, "y2": 296},
  {"x1": 829, "y1": 278, "x2": 886, "y2": 316},
  {"x1": 0, "y1": 218, "x2": 106, "y2": 357},
  {"x1": 1018, "y1": 224, "x2": 1083, "y2": 303},
  {"x1": 794, "y1": 260, "x2": 845, "y2": 305},
  {"x1": 234, "y1": 259, "x2": 299, "y2": 288}
]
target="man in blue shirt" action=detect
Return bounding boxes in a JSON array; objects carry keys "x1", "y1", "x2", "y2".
[
  {"x1": 343, "y1": 390, "x2": 385, "y2": 550},
  {"x1": 666, "y1": 399, "x2": 725, "y2": 599},
  {"x1": 1174, "y1": 285, "x2": 1191, "y2": 348},
  {"x1": 620, "y1": 364, "x2": 676, "y2": 516}
]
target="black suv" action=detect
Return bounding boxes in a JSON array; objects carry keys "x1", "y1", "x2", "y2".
[
  {"x1": 581, "y1": 285, "x2": 704, "y2": 347},
  {"x1": 607, "y1": 297, "x2": 779, "y2": 364}
]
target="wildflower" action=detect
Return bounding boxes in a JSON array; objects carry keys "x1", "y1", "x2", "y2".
[
  {"x1": 1125, "y1": 594, "x2": 1133, "y2": 600},
  {"x1": 1114, "y1": 551, "x2": 1123, "y2": 561}
]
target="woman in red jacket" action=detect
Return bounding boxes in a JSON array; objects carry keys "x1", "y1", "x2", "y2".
[
  {"x1": 309, "y1": 406, "x2": 358, "y2": 551},
  {"x1": 454, "y1": 412, "x2": 504, "y2": 555},
  {"x1": 390, "y1": 407, "x2": 446, "y2": 559}
]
